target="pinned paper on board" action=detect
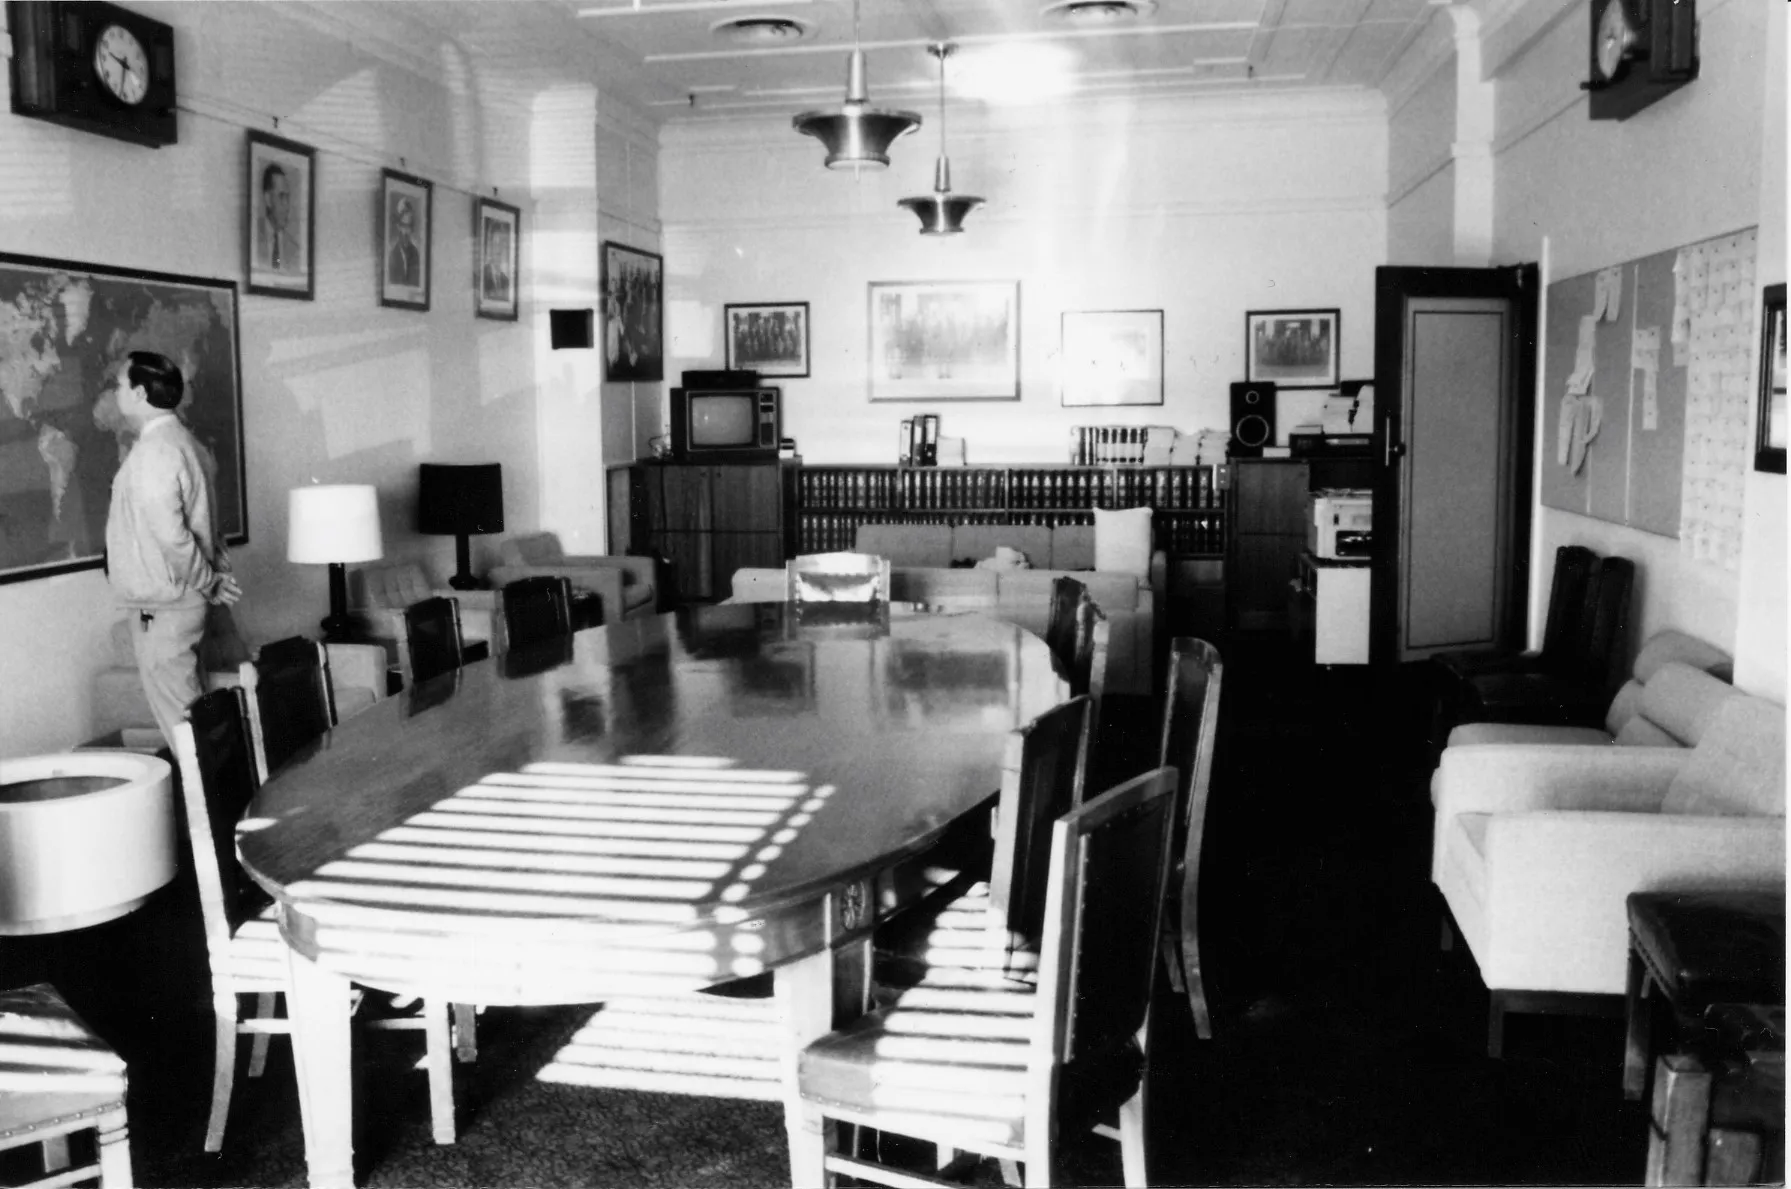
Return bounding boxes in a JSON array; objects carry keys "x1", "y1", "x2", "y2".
[
  {"x1": 1632, "y1": 326, "x2": 1662, "y2": 431},
  {"x1": 1593, "y1": 267, "x2": 1624, "y2": 322},
  {"x1": 1567, "y1": 314, "x2": 1597, "y2": 395}
]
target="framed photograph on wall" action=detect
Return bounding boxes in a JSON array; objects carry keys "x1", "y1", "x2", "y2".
[
  {"x1": 602, "y1": 241, "x2": 664, "y2": 382},
  {"x1": 1246, "y1": 308, "x2": 1339, "y2": 389},
  {"x1": 868, "y1": 280, "x2": 1020, "y2": 401},
  {"x1": 379, "y1": 168, "x2": 432, "y2": 311},
  {"x1": 725, "y1": 302, "x2": 809, "y2": 378},
  {"x1": 474, "y1": 196, "x2": 520, "y2": 321},
  {"x1": 1061, "y1": 309, "x2": 1164, "y2": 407},
  {"x1": 245, "y1": 131, "x2": 315, "y2": 300},
  {"x1": 1757, "y1": 282, "x2": 1786, "y2": 473}
]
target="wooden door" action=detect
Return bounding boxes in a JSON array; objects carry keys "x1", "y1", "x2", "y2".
[
  {"x1": 1372, "y1": 266, "x2": 1537, "y2": 664},
  {"x1": 1227, "y1": 459, "x2": 1309, "y2": 631}
]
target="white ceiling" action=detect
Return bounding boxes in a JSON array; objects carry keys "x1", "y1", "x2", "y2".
[{"x1": 370, "y1": 0, "x2": 1450, "y2": 122}]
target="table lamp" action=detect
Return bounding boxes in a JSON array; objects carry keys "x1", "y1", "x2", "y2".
[
  {"x1": 418, "y1": 463, "x2": 504, "y2": 591},
  {"x1": 288, "y1": 485, "x2": 384, "y2": 639}
]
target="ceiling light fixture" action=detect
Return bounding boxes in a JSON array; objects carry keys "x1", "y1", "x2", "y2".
[
  {"x1": 711, "y1": 16, "x2": 810, "y2": 46},
  {"x1": 898, "y1": 42, "x2": 984, "y2": 236},
  {"x1": 791, "y1": 0, "x2": 919, "y2": 170}
]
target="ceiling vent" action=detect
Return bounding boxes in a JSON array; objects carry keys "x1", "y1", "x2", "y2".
[
  {"x1": 1040, "y1": 0, "x2": 1157, "y2": 24},
  {"x1": 711, "y1": 16, "x2": 811, "y2": 45}
]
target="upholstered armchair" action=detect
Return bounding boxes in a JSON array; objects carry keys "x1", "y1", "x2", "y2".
[
  {"x1": 1431, "y1": 694, "x2": 1785, "y2": 1054},
  {"x1": 488, "y1": 532, "x2": 658, "y2": 626},
  {"x1": 349, "y1": 560, "x2": 495, "y2": 652}
]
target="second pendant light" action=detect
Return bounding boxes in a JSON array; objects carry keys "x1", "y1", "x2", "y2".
[{"x1": 898, "y1": 43, "x2": 984, "y2": 236}]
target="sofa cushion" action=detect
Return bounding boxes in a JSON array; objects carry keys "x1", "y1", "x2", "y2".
[
  {"x1": 1660, "y1": 696, "x2": 1786, "y2": 817},
  {"x1": 502, "y1": 533, "x2": 564, "y2": 567},
  {"x1": 889, "y1": 568, "x2": 998, "y2": 607},
  {"x1": 1602, "y1": 679, "x2": 1644, "y2": 737},
  {"x1": 952, "y1": 525, "x2": 1050, "y2": 569},
  {"x1": 1633, "y1": 630, "x2": 1734, "y2": 685},
  {"x1": 996, "y1": 571, "x2": 1140, "y2": 616},
  {"x1": 1638, "y1": 663, "x2": 1735, "y2": 747},
  {"x1": 1093, "y1": 508, "x2": 1153, "y2": 577},
  {"x1": 858, "y1": 524, "x2": 951, "y2": 569},
  {"x1": 1448, "y1": 723, "x2": 1618, "y2": 747},
  {"x1": 1612, "y1": 717, "x2": 1680, "y2": 748},
  {"x1": 1050, "y1": 524, "x2": 1096, "y2": 571}
]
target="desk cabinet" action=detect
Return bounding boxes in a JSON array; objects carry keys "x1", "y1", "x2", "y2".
[
  {"x1": 613, "y1": 460, "x2": 796, "y2": 603},
  {"x1": 1228, "y1": 459, "x2": 1309, "y2": 630}
]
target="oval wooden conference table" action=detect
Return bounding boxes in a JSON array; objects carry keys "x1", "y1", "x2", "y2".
[{"x1": 237, "y1": 601, "x2": 1065, "y2": 1188}]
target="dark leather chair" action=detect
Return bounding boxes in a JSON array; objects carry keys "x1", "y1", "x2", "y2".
[
  {"x1": 238, "y1": 636, "x2": 332, "y2": 783},
  {"x1": 500, "y1": 575, "x2": 573, "y2": 652},
  {"x1": 1158, "y1": 637, "x2": 1224, "y2": 1039},
  {"x1": 402, "y1": 596, "x2": 465, "y2": 687}
]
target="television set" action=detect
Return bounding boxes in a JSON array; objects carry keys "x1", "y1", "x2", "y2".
[{"x1": 669, "y1": 386, "x2": 782, "y2": 461}]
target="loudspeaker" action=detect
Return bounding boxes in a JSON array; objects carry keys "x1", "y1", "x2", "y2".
[
  {"x1": 549, "y1": 308, "x2": 593, "y2": 350},
  {"x1": 1229, "y1": 381, "x2": 1277, "y2": 456}
]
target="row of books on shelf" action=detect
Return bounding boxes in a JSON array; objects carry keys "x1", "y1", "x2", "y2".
[
  {"x1": 799, "y1": 466, "x2": 1226, "y2": 512},
  {"x1": 797, "y1": 511, "x2": 1227, "y2": 557}
]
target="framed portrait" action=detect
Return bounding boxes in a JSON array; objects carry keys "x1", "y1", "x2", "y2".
[
  {"x1": 474, "y1": 197, "x2": 520, "y2": 321},
  {"x1": 868, "y1": 280, "x2": 1020, "y2": 401},
  {"x1": 1246, "y1": 308, "x2": 1339, "y2": 389},
  {"x1": 725, "y1": 302, "x2": 809, "y2": 378},
  {"x1": 1061, "y1": 309, "x2": 1164, "y2": 407},
  {"x1": 1756, "y1": 282, "x2": 1786, "y2": 474},
  {"x1": 601, "y1": 241, "x2": 664, "y2": 382},
  {"x1": 245, "y1": 130, "x2": 315, "y2": 300},
  {"x1": 379, "y1": 168, "x2": 432, "y2": 311},
  {"x1": 0, "y1": 251, "x2": 246, "y2": 585}
]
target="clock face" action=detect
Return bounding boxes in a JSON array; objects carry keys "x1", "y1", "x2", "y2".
[
  {"x1": 1596, "y1": 0, "x2": 1636, "y2": 81},
  {"x1": 92, "y1": 23, "x2": 150, "y2": 106}
]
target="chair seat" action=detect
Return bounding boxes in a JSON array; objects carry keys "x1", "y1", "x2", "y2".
[
  {"x1": 873, "y1": 881, "x2": 1039, "y2": 991},
  {"x1": 225, "y1": 905, "x2": 292, "y2": 989},
  {"x1": 0, "y1": 983, "x2": 128, "y2": 1147},
  {"x1": 1628, "y1": 892, "x2": 1786, "y2": 1011}
]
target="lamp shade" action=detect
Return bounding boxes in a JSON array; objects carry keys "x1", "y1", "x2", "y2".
[
  {"x1": 287, "y1": 485, "x2": 383, "y2": 564},
  {"x1": 418, "y1": 463, "x2": 505, "y2": 536},
  {"x1": 793, "y1": 49, "x2": 920, "y2": 170}
]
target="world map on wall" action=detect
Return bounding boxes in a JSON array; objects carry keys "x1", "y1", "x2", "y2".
[{"x1": 0, "y1": 254, "x2": 244, "y2": 584}]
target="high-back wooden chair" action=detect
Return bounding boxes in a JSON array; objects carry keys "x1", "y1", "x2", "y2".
[
  {"x1": 1157, "y1": 637, "x2": 1224, "y2": 1038},
  {"x1": 500, "y1": 574, "x2": 574, "y2": 653},
  {"x1": 402, "y1": 595, "x2": 465, "y2": 687},
  {"x1": 787, "y1": 552, "x2": 891, "y2": 603},
  {"x1": 1043, "y1": 576, "x2": 1088, "y2": 673},
  {"x1": 238, "y1": 636, "x2": 333, "y2": 784},
  {"x1": 1069, "y1": 597, "x2": 1108, "y2": 700},
  {"x1": 0, "y1": 983, "x2": 132, "y2": 1188},
  {"x1": 796, "y1": 767, "x2": 1179, "y2": 1188},
  {"x1": 170, "y1": 688, "x2": 474, "y2": 1152}
]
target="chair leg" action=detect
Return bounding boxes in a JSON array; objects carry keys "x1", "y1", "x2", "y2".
[
  {"x1": 1181, "y1": 932, "x2": 1212, "y2": 1040},
  {"x1": 1159, "y1": 932, "x2": 1186, "y2": 996},
  {"x1": 95, "y1": 1104, "x2": 133, "y2": 1188},
  {"x1": 40, "y1": 1135, "x2": 70, "y2": 1173},
  {"x1": 205, "y1": 993, "x2": 240, "y2": 1153},
  {"x1": 1623, "y1": 948, "x2": 1654, "y2": 1101},
  {"x1": 1645, "y1": 1054, "x2": 1712, "y2": 1187},
  {"x1": 247, "y1": 991, "x2": 277, "y2": 1077},
  {"x1": 452, "y1": 1003, "x2": 478, "y2": 1063},
  {"x1": 999, "y1": 1158, "x2": 1023, "y2": 1186},
  {"x1": 422, "y1": 998, "x2": 456, "y2": 1145}
]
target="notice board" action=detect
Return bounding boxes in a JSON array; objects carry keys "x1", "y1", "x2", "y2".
[{"x1": 1540, "y1": 227, "x2": 1758, "y2": 546}]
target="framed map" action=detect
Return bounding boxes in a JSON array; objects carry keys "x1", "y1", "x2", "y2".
[{"x1": 0, "y1": 252, "x2": 245, "y2": 585}]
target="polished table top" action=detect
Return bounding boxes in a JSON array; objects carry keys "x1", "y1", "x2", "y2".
[{"x1": 237, "y1": 602, "x2": 1063, "y2": 1002}]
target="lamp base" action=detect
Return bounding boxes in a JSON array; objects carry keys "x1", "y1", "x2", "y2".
[
  {"x1": 447, "y1": 533, "x2": 482, "y2": 590},
  {"x1": 321, "y1": 561, "x2": 356, "y2": 642}
]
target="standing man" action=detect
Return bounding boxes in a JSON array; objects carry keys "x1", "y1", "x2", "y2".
[{"x1": 104, "y1": 351, "x2": 241, "y2": 748}]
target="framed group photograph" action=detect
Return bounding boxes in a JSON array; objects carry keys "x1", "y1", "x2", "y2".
[
  {"x1": 868, "y1": 280, "x2": 1020, "y2": 402},
  {"x1": 1061, "y1": 309, "x2": 1164, "y2": 407},
  {"x1": 379, "y1": 168, "x2": 432, "y2": 311},
  {"x1": 1756, "y1": 282, "x2": 1786, "y2": 473},
  {"x1": 475, "y1": 197, "x2": 520, "y2": 321},
  {"x1": 245, "y1": 130, "x2": 315, "y2": 300},
  {"x1": 725, "y1": 302, "x2": 809, "y2": 378},
  {"x1": 602, "y1": 241, "x2": 664, "y2": 382},
  {"x1": 1246, "y1": 308, "x2": 1339, "y2": 389}
]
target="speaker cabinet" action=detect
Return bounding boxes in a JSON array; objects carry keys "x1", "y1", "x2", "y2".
[
  {"x1": 1230, "y1": 381, "x2": 1277, "y2": 456},
  {"x1": 550, "y1": 308, "x2": 593, "y2": 350}
]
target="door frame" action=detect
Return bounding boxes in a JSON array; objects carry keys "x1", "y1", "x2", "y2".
[{"x1": 1370, "y1": 264, "x2": 1539, "y2": 666}]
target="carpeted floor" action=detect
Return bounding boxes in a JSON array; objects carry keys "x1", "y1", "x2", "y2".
[{"x1": 1, "y1": 627, "x2": 1651, "y2": 1187}]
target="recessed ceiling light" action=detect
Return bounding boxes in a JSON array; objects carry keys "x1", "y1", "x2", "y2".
[
  {"x1": 711, "y1": 16, "x2": 811, "y2": 46},
  {"x1": 1040, "y1": 0, "x2": 1157, "y2": 25}
]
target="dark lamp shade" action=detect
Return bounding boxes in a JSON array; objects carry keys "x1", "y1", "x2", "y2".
[{"x1": 418, "y1": 463, "x2": 505, "y2": 535}]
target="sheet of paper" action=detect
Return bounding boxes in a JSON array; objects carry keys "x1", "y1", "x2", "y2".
[
  {"x1": 1599, "y1": 267, "x2": 1623, "y2": 322},
  {"x1": 1632, "y1": 325, "x2": 1661, "y2": 431},
  {"x1": 1566, "y1": 314, "x2": 1596, "y2": 395},
  {"x1": 1557, "y1": 393, "x2": 1577, "y2": 466},
  {"x1": 1642, "y1": 368, "x2": 1659, "y2": 431}
]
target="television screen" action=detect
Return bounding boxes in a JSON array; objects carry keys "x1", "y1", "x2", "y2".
[{"x1": 689, "y1": 392, "x2": 758, "y2": 447}]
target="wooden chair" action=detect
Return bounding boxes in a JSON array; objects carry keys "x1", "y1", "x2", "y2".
[
  {"x1": 1069, "y1": 597, "x2": 1108, "y2": 701},
  {"x1": 795, "y1": 767, "x2": 1180, "y2": 1188},
  {"x1": 239, "y1": 636, "x2": 333, "y2": 784},
  {"x1": 1156, "y1": 637, "x2": 1224, "y2": 1038},
  {"x1": 170, "y1": 688, "x2": 474, "y2": 1152},
  {"x1": 787, "y1": 552, "x2": 891, "y2": 603},
  {"x1": 500, "y1": 574, "x2": 574, "y2": 652},
  {"x1": 401, "y1": 595, "x2": 466, "y2": 687},
  {"x1": 1043, "y1": 576, "x2": 1088, "y2": 673},
  {"x1": 0, "y1": 983, "x2": 132, "y2": 1188}
]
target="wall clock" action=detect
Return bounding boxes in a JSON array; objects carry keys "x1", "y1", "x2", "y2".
[
  {"x1": 1584, "y1": 0, "x2": 1698, "y2": 121},
  {"x1": 6, "y1": 1, "x2": 178, "y2": 147}
]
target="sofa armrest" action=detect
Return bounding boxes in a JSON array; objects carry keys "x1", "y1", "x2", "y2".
[{"x1": 1432, "y1": 745, "x2": 1686, "y2": 816}]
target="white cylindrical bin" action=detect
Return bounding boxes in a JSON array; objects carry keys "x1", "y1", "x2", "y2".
[{"x1": 0, "y1": 751, "x2": 176, "y2": 935}]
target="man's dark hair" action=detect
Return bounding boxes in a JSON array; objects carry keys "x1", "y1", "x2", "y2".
[
  {"x1": 262, "y1": 162, "x2": 287, "y2": 195},
  {"x1": 127, "y1": 351, "x2": 184, "y2": 410}
]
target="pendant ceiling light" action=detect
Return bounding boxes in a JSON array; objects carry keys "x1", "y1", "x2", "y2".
[
  {"x1": 792, "y1": 0, "x2": 919, "y2": 170},
  {"x1": 898, "y1": 43, "x2": 984, "y2": 236}
]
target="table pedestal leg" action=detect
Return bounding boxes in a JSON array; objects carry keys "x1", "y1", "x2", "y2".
[{"x1": 287, "y1": 945, "x2": 356, "y2": 1189}]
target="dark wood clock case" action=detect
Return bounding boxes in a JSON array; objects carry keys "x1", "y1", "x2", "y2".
[
  {"x1": 1586, "y1": 0, "x2": 1698, "y2": 122},
  {"x1": 7, "y1": 1, "x2": 177, "y2": 147}
]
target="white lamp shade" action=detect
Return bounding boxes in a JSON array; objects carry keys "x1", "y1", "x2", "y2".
[{"x1": 288, "y1": 485, "x2": 384, "y2": 564}]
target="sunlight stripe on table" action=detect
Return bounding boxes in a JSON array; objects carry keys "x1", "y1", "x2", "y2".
[
  {"x1": 285, "y1": 878, "x2": 704, "y2": 921},
  {"x1": 408, "y1": 809, "x2": 771, "y2": 840},
  {"x1": 528, "y1": 759, "x2": 806, "y2": 783},
  {"x1": 376, "y1": 824, "x2": 753, "y2": 860},
  {"x1": 311, "y1": 859, "x2": 713, "y2": 899},
  {"x1": 344, "y1": 841, "x2": 736, "y2": 880},
  {"x1": 466, "y1": 783, "x2": 802, "y2": 813},
  {"x1": 428, "y1": 798, "x2": 782, "y2": 828}
]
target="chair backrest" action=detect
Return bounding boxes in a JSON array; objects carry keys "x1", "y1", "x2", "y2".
[
  {"x1": 1537, "y1": 545, "x2": 1598, "y2": 669},
  {"x1": 1035, "y1": 766, "x2": 1178, "y2": 1066},
  {"x1": 788, "y1": 552, "x2": 891, "y2": 603},
  {"x1": 502, "y1": 574, "x2": 573, "y2": 652},
  {"x1": 170, "y1": 688, "x2": 265, "y2": 958},
  {"x1": 989, "y1": 696, "x2": 1093, "y2": 948},
  {"x1": 239, "y1": 636, "x2": 333, "y2": 783},
  {"x1": 1068, "y1": 598, "x2": 1107, "y2": 699},
  {"x1": 1044, "y1": 575, "x2": 1087, "y2": 671},
  {"x1": 1571, "y1": 556, "x2": 1635, "y2": 694},
  {"x1": 403, "y1": 595, "x2": 465, "y2": 686},
  {"x1": 1159, "y1": 637, "x2": 1224, "y2": 879}
]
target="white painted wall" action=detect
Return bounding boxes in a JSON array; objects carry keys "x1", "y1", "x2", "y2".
[
  {"x1": 1387, "y1": 54, "x2": 1460, "y2": 265},
  {"x1": 659, "y1": 93, "x2": 1388, "y2": 463}
]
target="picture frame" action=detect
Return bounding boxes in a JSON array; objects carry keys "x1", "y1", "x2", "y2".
[
  {"x1": 1756, "y1": 282, "x2": 1786, "y2": 474},
  {"x1": 379, "y1": 168, "x2": 432, "y2": 311},
  {"x1": 725, "y1": 301, "x2": 809, "y2": 378},
  {"x1": 1246, "y1": 308, "x2": 1340, "y2": 389},
  {"x1": 474, "y1": 196, "x2": 520, "y2": 321},
  {"x1": 868, "y1": 280, "x2": 1020, "y2": 402},
  {"x1": 601, "y1": 241, "x2": 664, "y2": 382},
  {"x1": 1060, "y1": 309, "x2": 1164, "y2": 407},
  {"x1": 0, "y1": 251, "x2": 246, "y2": 585},
  {"x1": 245, "y1": 130, "x2": 315, "y2": 300}
]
